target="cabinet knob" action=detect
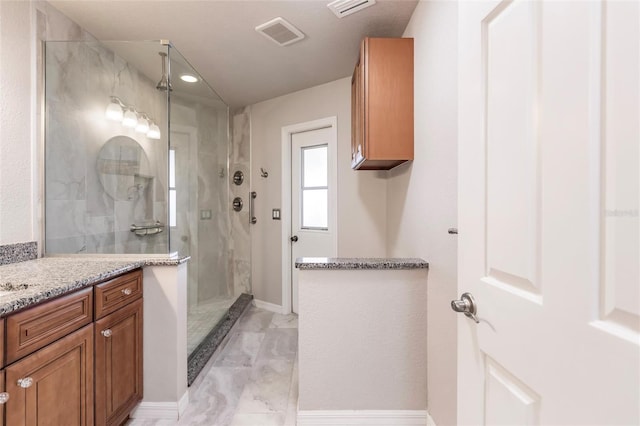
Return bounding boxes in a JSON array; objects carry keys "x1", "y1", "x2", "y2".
[
  {"x1": 0, "y1": 392, "x2": 9, "y2": 403},
  {"x1": 17, "y1": 377, "x2": 33, "y2": 388},
  {"x1": 121, "y1": 288, "x2": 132, "y2": 296},
  {"x1": 101, "y1": 329, "x2": 113, "y2": 338}
]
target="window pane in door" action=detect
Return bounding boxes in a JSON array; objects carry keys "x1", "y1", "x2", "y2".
[
  {"x1": 303, "y1": 145, "x2": 328, "y2": 187},
  {"x1": 302, "y1": 188, "x2": 328, "y2": 229}
]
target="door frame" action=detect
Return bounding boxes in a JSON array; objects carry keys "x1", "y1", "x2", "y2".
[{"x1": 281, "y1": 116, "x2": 338, "y2": 314}]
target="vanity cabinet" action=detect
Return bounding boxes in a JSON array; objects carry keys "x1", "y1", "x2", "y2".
[
  {"x1": 0, "y1": 268, "x2": 143, "y2": 426},
  {"x1": 351, "y1": 37, "x2": 414, "y2": 170},
  {"x1": 94, "y1": 271, "x2": 143, "y2": 426}
]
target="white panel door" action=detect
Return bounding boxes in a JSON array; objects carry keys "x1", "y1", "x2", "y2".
[
  {"x1": 458, "y1": 1, "x2": 639, "y2": 424},
  {"x1": 291, "y1": 127, "x2": 337, "y2": 313}
]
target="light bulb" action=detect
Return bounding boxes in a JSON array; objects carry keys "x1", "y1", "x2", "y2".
[
  {"x1": 135, "y1": 115, "x2": 150, "y2": 134},
  {"x1": 180, "y1": 74, "x2": 198, "y2": 83},
  {"x1": 105, "y1": 98, "x2": 123, "y2": 121},
  {"x1": 122, "y1": 108, "x2": 138, "y2": 128},
  {"x1": 147, "y1": 123, "x2": 161, "y2": 139}
]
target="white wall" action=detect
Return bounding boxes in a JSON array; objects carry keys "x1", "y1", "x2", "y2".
[
  {"x1": 0, "y1": 1, "x2": 36, "y2": 244},
  {"x1": 386, "y1": 1, "x2": 459, "y2": 425},
  {"x1": 250, "y1": 78, "x2": 387, "y2": 305},
  {"x1": 0, "y1": 0, "x2": 96, "y2": 247},
  {"x1": 298, "y1": 268, "x2": 428, "y2": 412}
]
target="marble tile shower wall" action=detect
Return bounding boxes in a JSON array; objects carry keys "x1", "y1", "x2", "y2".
[
  {"x1": 231, "y1": 107, "x2": 252, "y2": 297},
  {"x1": 45, "y1": 41, "x2": 168, "y2": 254}
]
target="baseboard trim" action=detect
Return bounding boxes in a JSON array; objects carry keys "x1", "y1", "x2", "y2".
[
  {"x1": 427, "y1": 411, "x2": 437, "y2": 426},
  {"x1": 297, "y1": 410, "x2": 429, "y2": 425},
  {"x1": 130, "y1": 390, "x2": 190, "y2": 420},
  {"x1": 253, "y1": 299, "x2": 284, "y2": 314}
]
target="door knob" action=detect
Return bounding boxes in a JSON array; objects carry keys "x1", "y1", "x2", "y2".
[
  {"x1": 451, "y1": 292, "x2": 479, "y2": 323},
  {"x1": 290, "y1": 235, "x2": 298, "y2": 242}
]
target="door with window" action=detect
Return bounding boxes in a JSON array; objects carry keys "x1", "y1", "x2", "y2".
[
  {"x1": 458, "y1": 1, "x2": 639, "y2": 424},
  {"x1": 291, "y1": 127, "x2": 337, "y2": 313}
]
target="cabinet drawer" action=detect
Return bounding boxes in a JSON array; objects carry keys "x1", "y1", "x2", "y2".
[
  {"x1": 6, "y1": 287, "x2": 93, "y2": 364},
  {"x1": 95, "y1": 269, "x2": 142, "y2": 320}
]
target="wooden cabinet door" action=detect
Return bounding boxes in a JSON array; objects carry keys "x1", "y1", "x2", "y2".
[
  {"x1": 0, "y1": 370, "x2": 5, "y2": 426},
  {"x1": 5, "y1": 324, "x2": 94, "y2": 426},
  {"x1": 94, "y1": 299, "x2": 143, "y2": 426}
]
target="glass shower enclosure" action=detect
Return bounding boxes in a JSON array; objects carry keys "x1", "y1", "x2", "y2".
[{"x1": 44, "y1": 40, "x2": 246, "y2": 381}]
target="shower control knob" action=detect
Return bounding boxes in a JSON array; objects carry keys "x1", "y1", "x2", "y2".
[{"x1": 290, "y1": 235, "x2": 298, "y2": 243}]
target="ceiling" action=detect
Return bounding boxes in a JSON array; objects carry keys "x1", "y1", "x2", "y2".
[{"x1": 48, "y1": 0, "x2": 418, "y2": 108}]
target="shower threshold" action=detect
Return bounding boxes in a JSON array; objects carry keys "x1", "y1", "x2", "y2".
[{"x1": 187, "y1": 293, "x2": 254, "y2": 385}]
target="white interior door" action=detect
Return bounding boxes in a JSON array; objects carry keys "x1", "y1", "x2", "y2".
[
  {"x1": 458, "y1": 1, "x2": 639, "y2": 424},
  {"x1": 291, "y1": 127, "x2": 337, "y2": 313}
]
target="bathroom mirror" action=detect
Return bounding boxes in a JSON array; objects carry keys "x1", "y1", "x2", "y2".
[{"x1": 97, "y1": 136, "x2": 152, "y2": 201}]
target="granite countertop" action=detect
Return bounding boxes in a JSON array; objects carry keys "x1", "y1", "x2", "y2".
[
  {"x1": 0, "y1": 255, "x2": 190, "y2": 316},
  {"x1": 295, "y1": 257, "x2": 429, "y2": 270}
]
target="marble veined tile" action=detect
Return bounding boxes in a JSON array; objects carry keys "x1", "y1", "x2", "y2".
[
  {"x1": 178, "y1": 367, "x2": 251, "y2": 426},
  {"x1": 256, "y1": 329, "x2": 298, "y2": 362},
  {"x1": 234, "y1": 358, "x2": 294, "y2": 414},
  {"x1": 213, "y1": 332, "x2": 265, "y2": 368},
  {"x1": 237, "y1": 307, "x2": 274, "y2": 332},
  {"x1": 269, "y1": 313, "x2": 298, "y2": 329},
  {"x1": 230, "y1": 413, "x2": 286, "y2": 426}
]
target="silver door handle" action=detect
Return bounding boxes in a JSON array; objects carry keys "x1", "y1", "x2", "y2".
[{"x1": 451, "y1": 292, "x2": 479, "y2": 323}]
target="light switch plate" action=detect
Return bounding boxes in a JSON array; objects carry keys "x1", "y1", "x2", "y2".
[
  {"x1": 272, "y1": 209, "x2": 281, "y2": 220},
  {"x1": 200, "y1": 210, "x2": 212, "y2": 220}
]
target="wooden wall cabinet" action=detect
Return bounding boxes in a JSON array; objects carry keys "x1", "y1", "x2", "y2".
[{"x1": 351, "y1": 37, "x2": 414, "y2": 170}]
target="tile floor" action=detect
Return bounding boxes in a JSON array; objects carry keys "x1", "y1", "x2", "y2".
[
  {"x1": 129, "y1": 306, "x2": 299, "y2": 426},
  {"x1": 187, "y1": 296, "x2": 237, "y2": 355}
]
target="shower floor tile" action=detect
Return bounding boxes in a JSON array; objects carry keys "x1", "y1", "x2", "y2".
[
  {"x1": 127, "y1": 306, "x2": 299, "y2": 426},
  {"x1": 188, "y1": 297, "x2": 237, "y2": 355}
]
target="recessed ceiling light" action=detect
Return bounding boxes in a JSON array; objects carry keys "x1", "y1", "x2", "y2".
[{"x1": 180, "y1": 74, "x2": 198, "y2": 83}]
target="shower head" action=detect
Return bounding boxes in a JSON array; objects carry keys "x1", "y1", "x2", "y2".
[{"x1": 156, "y1": 52, "x2": 172, "y2": 92}]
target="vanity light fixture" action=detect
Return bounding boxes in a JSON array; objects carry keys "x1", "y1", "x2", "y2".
[
  {"x1": 106, "y1": 96, "x2": 161, "y2": 139},
  {"x1": 147, "y1": 122, "x2": 161, "y2": 140},
  {"x1": 135, "y1": 114, "x2": 150, "y2": 134},
  {"x1": 105, "y1": 96, "x2": 124, "y2": 121},
  {"x1": 122, "y1": 107, "x2": 138, "y2": 128},
  {"x1": 180, "y1": 74, "x2": 198, "y2": 83}
]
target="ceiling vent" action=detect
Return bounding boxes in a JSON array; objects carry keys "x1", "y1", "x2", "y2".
[
  {"x1": 255, "y1": 17, "x2": 305, "y2": 47},
  {"x1": 327, "y1": 0, "x2": 376, "y2": 18}
]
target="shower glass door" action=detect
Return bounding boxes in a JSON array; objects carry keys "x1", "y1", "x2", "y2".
[{"x1": 167, "y1": 47, "x2": 236, "y2": 357}]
